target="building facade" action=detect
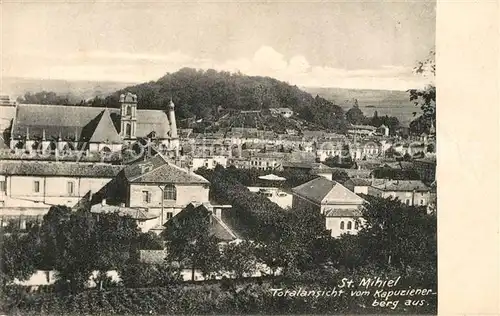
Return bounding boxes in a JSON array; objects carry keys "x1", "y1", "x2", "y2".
[
  {"x1": 292, "y1": 177, "x2": 366, "y2": 238},
  {"x1": 8, "y1": 92, "x2": 179, "y2": 156}
]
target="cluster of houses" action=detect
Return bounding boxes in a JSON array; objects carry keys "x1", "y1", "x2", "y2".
[{"x1": 0, "y1": 92, "x2": 436, "y2": 238}]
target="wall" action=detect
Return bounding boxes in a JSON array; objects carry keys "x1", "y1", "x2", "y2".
[
  {"x1": 325, "y1": 216, "x2": 365, "y2": 238},
  {"x1": 2, "y1": 175, "x2": 113, "y2": 210},
  {"x1": 367, "y1": 186, "x2": 430, "y2": 206},
  {"x1": 353, "y1": 186, "x2": 369, "y2": 195},
  {"x1": 129, "y1": 183, "x2": 209, "y2": 210},
  {"x1": 248, "y1": 186, "x2": 292, "y2": 209}
]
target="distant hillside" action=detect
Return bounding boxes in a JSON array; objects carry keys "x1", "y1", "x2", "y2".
[
  {"x1": 105, "y1": 68, "x2": 349, "y2": 133},
  {"x1": 302, "y1": 87, "x2": 421, "y2": 126},
  {"x1": 2, "y1": 77, "x2": 135, "y2": 104}
]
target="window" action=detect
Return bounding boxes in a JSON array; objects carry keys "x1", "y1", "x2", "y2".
[
  {"x1": 33, "y1": 181, "x2": 40, "y2": 193},
  {"x1": 405, "y1": 199, "x2": 411, "y2": 205},
  {"x1": 166, "y1": 212, "x2": 173, "y2": 220},
  {"x1": 355, "y1": 222, "x2": 359, "y2": 230},
  {"x1": 347, "y1": 221, "x2": 352, "y2": 230},
  {"x1": 0, "y1": 181, "x2": 6, "y2": 192},
  {"x1": 125, "y1": 123, "x2": 132, "y2": 138},
  {"x1": 67, "y1": 181, "x2": 74, "y2": 195},
  {"x1": 163, "y1": 185, "x2": 177, "y2": 200},
  {"x1": 420, "y1": 199, "x2": 425, "y2": 205},
  {"x1": 340, "y1": 221, "x2": 345, "y2": 230},
  {"x1": 142, "y1": 191, "x2": 151, "y2": 203},
  {"x1": 125, "y1": 105, "x2": 132, "y2": 116}
]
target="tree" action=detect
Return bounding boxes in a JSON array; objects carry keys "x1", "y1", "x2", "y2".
[
  {"x1": 345, "y1": 102, "x2": 366, "y2": 125},
  {"x1": 0, "y1": 230, "x2": 37, "y2": 286},
  {"x1": 409, "y1": 50, "x2": 436, "y2": 135},
  {"x1": 119, "y1": 263, "x2": 181, "y2": 288},
  {"x1": 221, "y1": 241, "x2": 258, "y2": 278},
  {"x1": 331, "y1": 170, "x2": 350, "y2": 183},
  {"x1": 162, "y1": 204, "x2": 222, "y2": 280},
  {"x1": 357, "y1": 195, "x2": 436, "y2": 275},
  {"x1": 34, "y1": 205, "x2": 141, "y2": 292}
]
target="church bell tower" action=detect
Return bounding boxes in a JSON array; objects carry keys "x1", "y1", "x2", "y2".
[{"x1": 119, "y1": 92, "x2": 137, "y2": 140}]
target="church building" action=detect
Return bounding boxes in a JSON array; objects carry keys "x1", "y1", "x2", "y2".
[{"x1": 8, "y1": 92, "x2": 179, "y2": 155}]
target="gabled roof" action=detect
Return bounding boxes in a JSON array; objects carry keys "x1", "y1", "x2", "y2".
[
  {"x1": 371, "y1": 179, "x2": 429, "y2": 192},
  {"x1": 136, "y1": 110, "x2": 171, "y2": 139},
  {"x1": 123, "y1": 154, "x2": 209, "y2": 184},
  {"x1": 164, "y1": 202, "x2": 238, "y2": 242},
  {"x1": 88, "y1": 109, "x2": 122, "y2": 143},
  {"x1": 324, "y1": 208, "x2": 363, "y2": 217},
  {"x1": 292, "y1": 177, "x2": 365, "y2": 205},
  {"x1": 11, "y1": 104, "x2": 173, "y2": 141},
  {"x1": 0, "y1": 161, "x2": 123, "y2": 178},
  {"x1": 90, "y1": 204, "x2": 158, "y2": 220},
  {"x1": 345, "y1": 178, "x2": 372, "y2": 186}
]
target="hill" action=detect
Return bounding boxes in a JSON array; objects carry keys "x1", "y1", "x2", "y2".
[
  {"x1": 104, "y1": 68, "x2": 349, "y2": 133},
  {"x1": 2, "y1": 77, "x2": 135, "y2": 104},
  {"x1": 303, "y1": 87, "x2": 421, "y2": 126}
]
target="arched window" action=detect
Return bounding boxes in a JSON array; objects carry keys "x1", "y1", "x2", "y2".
[
  {"x1": 355, "y1": 221, "x2": 359, "y2": 230},
  {"x1": 125, "y1": 105, "x2": 131, "y2": 116},
  {"x1": 164, "y1": 184, "x2": 176, "y2": 200},
  {"x1": 125, "y1": 123, "x2": 132, "y2": 138},
  {"x1": 347, "y1": 221, "x2": 352, "y2": 230},
  {"x1": 340, "y1": 221, "x2": 345, "y2": 230}
]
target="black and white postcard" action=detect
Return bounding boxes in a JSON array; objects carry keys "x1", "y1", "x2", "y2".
[{"x1": 1, "y1": 1, "x2": 497, "y2": 315}]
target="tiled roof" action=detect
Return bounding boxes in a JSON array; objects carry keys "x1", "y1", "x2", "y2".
[
  {"x1": 136, "y1": 110, "x2": 171, "y2": 139},
  {"x1": 324, "y1": 208, "x2": 363, "y2": 217},
  {"x1": 349, "y1": 124, "x2": 377, "y2": 131},
  {"x1": 164, "y1": 203, "x2": 237, "y2": 242},
  {"x1": 11, "y1": 104, "x2": 173, "y2": 141},
  {"x1": 88, "y1": 109, "x2": 122, "y2": 143},
  {"x1": 90, "y1": 204, "x2": 159, "y2": 220},
  {"x1": 283, "y1": 161, "x2": 331, "y2": 170},
  {"x1": 414, "y1": 156, "x2": 436, "y2": 164},
  {"x1": 0, "y1": 161, "x2": 123, "y2": 178},
  {"x1": 292, "y1": 177, "x2": 365, "y2": 205},
  {"x1": 345, "y1": 178, "x2": 372, "y2": 186},
  {"x1": 12, "y1": 104, "x2": 107, "y2": 140},
  {"x1": 123, "y1": 154, "x2": 209, "y2": 184},
  {"x1": 371, "y1": 179, "x2": 429, "y2": 192}
]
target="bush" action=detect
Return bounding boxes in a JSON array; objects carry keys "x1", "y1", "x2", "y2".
[{"x1": 119, "y1": 263, "x2": 182, "y2": 288}]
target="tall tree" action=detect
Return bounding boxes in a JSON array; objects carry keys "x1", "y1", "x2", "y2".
[
  {"x1": 0, "y1": 230, "x2": 38, "y2": 286},
  {"x1": 409, "y1": 50, "x2": 436, "y2": 135},
  {"x1": 162, "y1": 205, "x2": 222, "y2": 280}
]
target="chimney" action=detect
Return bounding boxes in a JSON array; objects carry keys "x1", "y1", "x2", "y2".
[
  {"x1": 214, "y1": 208, "x2": 222, "y2": 220},
  {"x1": 168, "y1": 98, "x2": 178, "y2": 139}
]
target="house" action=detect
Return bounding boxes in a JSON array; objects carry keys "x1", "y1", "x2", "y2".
[
  {"x1": 90, "y1": 201, "x2": 160, "y2": 232},
  {"x1": 413, "y1": 156, "x2": 436, "y2": 183},
  {"x1": 270, "y1": 107, "x2": 294, "y2": 118},
  {"x1": 282, "y1": 161, "x2": 333, "y2": 180},
  {"x1": 163, "y1": 202, "x2": 238, "y2": 243},
  {"x1": 367, "y1": 179, "x2": 430, "y2": 206},
  {"x1": 8, "y1": 92, "x2": 179, "y2": 155},
  {"x1": 97, "y1": 154, "x2": 210, "y2": 231},
  {"x1": 0, "y1": 161, "x2": 122, "y2": 222},
  {"x1": 377, "y1": 124, "x2": 390, "y2": 137},
  {"x1": 347, "y1": 125, "x2": 377, "y2": 137},
  {"x1": 190, "y1": 155, "x2": 228, "y2": 170},
  {"x1": 292, "y1": 177, "x2": 366, "y2": 238},
  {"x1": 343, "y1": 178, "x2": 372, "y2": 195}
]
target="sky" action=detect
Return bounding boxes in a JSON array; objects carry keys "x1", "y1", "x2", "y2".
[{"x1": 2, "y1": 1, "x2": 436, "y2": 91}]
